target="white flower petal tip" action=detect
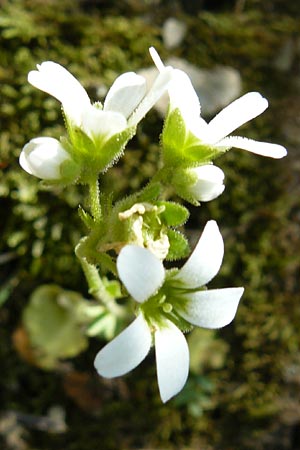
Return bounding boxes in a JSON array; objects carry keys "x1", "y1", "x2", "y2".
[
  {"x1": 148, "y1": 48, "x2": 203, "y2": 134},
  {"x1": 19, "y1": 137, "x2": 71, "y2": 180},
  {"x1": 28, "y1": 62, "x2": 90, "y2": 102},
  {"x1": 117, "y1": 245, "x2": 165, "y2": 303},
  {"x1": 217, "y1": 136, "x2": 287, "y2": 159},
  {"x1": 205, "y1": 91, "x2": 269, "y2": 144},
  {"x1": 189, "y1": 165, "x2": 225, "y2": 202},
  {"x1": 180, "y1": 287, "x2": 244, "y2": 329},
  {"x1": 175, "y1": 220, "x2": 224, "y2": 288},
  {"x1": 155, "y1": 321, "x2": 189, "y2": 403},
  {"x1": 28, "y1": 61, "x2": 90, "y2": 125},
  {"x1": 168, "y1": 69, "x2": 201, "y2": 123},
  {"x1": 128, "y1": 67, "x2": 173, "y2": 127},
  {"x1": 149, "y1": 47, "x2": 165, "y2": 72},
  {"x1": 104, "y1": 72, "x2": 147, "y2": 119},
  {"x1": 94, "y1": 315, "x2": 151, "y2": 378}
]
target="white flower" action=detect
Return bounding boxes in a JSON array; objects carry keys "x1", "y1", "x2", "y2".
[
  {"x1": 171, "y1": 164, "x2": 225, "y2": 204},
  {"x1": 150, "y1": 47, "x2": 287, "y2": 159},
  {"x1": 19, "y1": 137, "x2": 73, "y2": 180},
  {"x1": 28, "y1": 60, "x2": 173, "y2": 142},
  {"x1": 184, "y1": 164, "x2": 225, "y2": 202},
  {"x1": 94, "y1": 220, "x2": 244, "y2": 402}
]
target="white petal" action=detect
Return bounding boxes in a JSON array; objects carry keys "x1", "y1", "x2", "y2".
[
  {"x1": 19, "y1": 137, "x2": 70, "y2": 179},
  {"x1": 128, "y1": 67, "x2": 173, "y2": 127},
  {"x1": 149, "y1": 46, "x2": 165, "y2": 72},
  {"x1": 179, "y1": 287, "x2": 244, "y2": 329},
  {"x1": 94, "y1": 315, "x2": 151, "y2": 378},
  {"x1": 81, "y1": 106, "x2": 127, "y2": 141},
  {"x1": 204, "y1": 92, "x2": 268, "y2": 144},
  {"x1": 117, "y1": 245, "x2": 165, "y2": 303},
  {"x1": 168, "y1": 69, "x2": 201, "y2": 121},
  {"x1": 28, "y1": 61, "x2": 90, "y2": 126},
  {"x1": 174, "y1": 220, "x2": 224, "y2": 288},
  {"x1": 155, "y1": 320, "x2": 189, "y2": 403},
  {"x1": 216, "y1": 136, "x2": 287, "y2": 159},
  {"x1": 148, "y1": 49, "x2": 207, "y2": 138},
  {"x1": 104, "y1": 72, "x2": 147, "y2": 119},
  {"x1": 19, "y1": 149, "x2": 34, "y2": 175},
  {"x1": 189, "y1": 165, "x2": 225, "y2": 202}
]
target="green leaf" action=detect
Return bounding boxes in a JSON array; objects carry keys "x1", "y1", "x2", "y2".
[
  {"x1": 166, "y1": 229, "x2": 190, "y2": 261},
  {"x1": 157, "y1": 201, "x2": 189, "y2": 226},
  {"x1": 23, "y1": 285, "x2": 88, "y2": 369},
  {"x1": 102, "y1": 277, "x2": 122, "y2": 298},
  {"x1": 78, "y1": 205, "x2": 94, "y2": 229},
  {"x1": 138, "y1": 182, "x2": 161, "y2": 202},
  {"x1": 86, "y1": 312, "x2": 118, "y2": 340}
]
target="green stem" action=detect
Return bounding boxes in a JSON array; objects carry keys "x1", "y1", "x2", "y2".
[
  {"x1": 144, "y1": 166, "x2": 174, "y2": 200},
  {"x1": 75, "y1": 238, "x2": 125, "y2": 318},
  {"x1": 149, "y1": 166, "x2": 168, "y2": 185},
  {"x1": 89, "y1": 177, "x2": 102, "y2": 222}
]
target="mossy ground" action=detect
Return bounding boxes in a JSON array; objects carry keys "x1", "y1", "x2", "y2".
[{"x1": 1, "y1": 1, "x2": 299, "y2": 449}]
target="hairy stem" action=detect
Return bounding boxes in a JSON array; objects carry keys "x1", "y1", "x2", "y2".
[
  {"x1": 89, "y1": 177, "x2": 102, "y2": 222},
  {"x1": 75, "y1": 238, "x2": 125, "y2": 318}
]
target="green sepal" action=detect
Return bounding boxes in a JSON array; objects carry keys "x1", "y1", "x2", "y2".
[
  {"x1": 170, "y1": 168, "x2": 200, "y2": 206},
  {"x1": 59, "y1": 158, "x2": 81, "y2": 183},
  {"x1": 157, "y1": 201, "x2": 190, "y2": 226},
  {"x1": 65, "y1": 125, "x2": 137, "y2": 183},
  {"x1": 162, "y1": 108, "x2": 221, "y2": 167},
  {"x1": 67, "y1": 127, "x2": 95, "y2": 159},
  {"x1": 97, "y1": 125, "x2": 136, "y2": 172},
  {"x1": 162, "y1": 108, "x2": 187, "y2": 165},
  {"x1": 166, "y1": 229, "x2": 190, "y2": 261},
  {"x1": 78, "y1": 205, "x2": 95, "y2": 229},
  {"x1": 96, "y1": 252, "x2": 118, "y2": 277}
]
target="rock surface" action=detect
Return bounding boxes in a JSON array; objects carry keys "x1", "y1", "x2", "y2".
[{"x1": 162, "y1": 17, "x2": 187, "y2": 50}]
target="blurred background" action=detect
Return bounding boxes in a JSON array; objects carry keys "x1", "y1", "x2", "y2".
[{"x1": 0, "y1": 0, "x2": 299, "y2": 449}]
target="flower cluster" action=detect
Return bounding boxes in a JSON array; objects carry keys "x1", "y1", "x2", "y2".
[
  {"x1": 20, "y1": 59, "x2": 173, "y2": 183},
  {"x1": 19, "y1": 48, "x2": 287, "y2": 402}
]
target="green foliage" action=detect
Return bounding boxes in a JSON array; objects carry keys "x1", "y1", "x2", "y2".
[
  {"x1": 157, "y1": 201, "x2": 190, "y2": 226},
  {"x1": 166, "y1": 229, "x2": 190, "y2": 261},
  {"x1": 23, "y1": 285, "x2": 89, "y2": 368}
]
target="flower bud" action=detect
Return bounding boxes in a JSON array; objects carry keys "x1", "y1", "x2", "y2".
[
  {"x1": 187, "y1": 165, "x2": 225, "y2": 201},
  {"x1": 172, "y1": 164, "x2": 225, "y2": 203},
  {"x1": 19, "y1": 137, "x2": 77, "y2": 181}
]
